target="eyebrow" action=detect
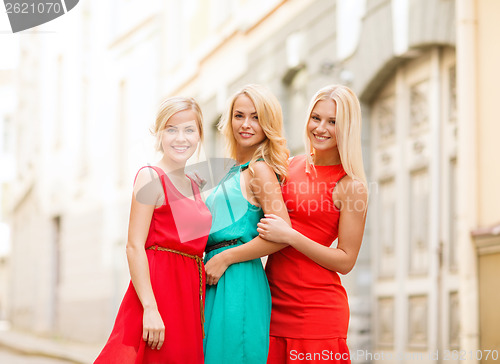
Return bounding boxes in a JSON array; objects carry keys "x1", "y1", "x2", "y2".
[
  {"x1": 311, "y1": 112, "x2": 335, "y2": 120},
  {"x1": 166, "y1": 124, "x2": 196, "y2": 128},
  {"x1": 234, "y1": 109, "x2": 257, "y2": 115}
]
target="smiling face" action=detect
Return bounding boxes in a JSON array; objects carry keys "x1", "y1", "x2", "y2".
[
  {"x1": 231, "y1": 94, "x2": 266, "y2": 157},
  {"x1": 161, "y1": 109, "x2": 200, "y2": 165},
  {"x1": 307, "y1": 98, "x2": 338, "y2": 153}
]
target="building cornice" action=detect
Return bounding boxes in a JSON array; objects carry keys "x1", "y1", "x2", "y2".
[{"x1": 472, "y1": 223, "x2": 500, "y2": 255}]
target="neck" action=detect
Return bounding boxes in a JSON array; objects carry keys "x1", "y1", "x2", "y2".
[
  {"x1": 313, "y1": 148, "x2": 341, "y2": 166},
  {"x1": 157, "y1": 157, "x2": 187, "y2": 177},
  {"x1": 235, "y1": 148, "x2": 256, "y2": 165}
]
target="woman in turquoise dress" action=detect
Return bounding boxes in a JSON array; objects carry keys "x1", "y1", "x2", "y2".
[{"x1": 203, "y1": 84, "x2": 290, "y2": 363}]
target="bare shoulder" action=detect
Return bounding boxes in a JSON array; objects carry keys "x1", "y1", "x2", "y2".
[
  {"x1": 248, "y1": 161, "x2": 280, "y2": 198},
  {"x1": 337, "y1": 176, "x2": 367, "y2": 199},
  {"x1": 134, "y1": 167, "x2": 161, "y2": 187},
  {"x1": 133, "y1": 167, "x2": 164, "y2": 205},
  {"x1": 251, "y1": 160, "x2": 277, "y2": 181},
  {"x1": 334, "y1": 176, "x2": 368, "y2": 213}
]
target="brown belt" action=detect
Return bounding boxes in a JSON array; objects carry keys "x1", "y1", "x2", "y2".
[
  {"x1": 205, "y1": 239, "x2": 240, "y2": 254},
  {"x1": 147, "y1": 245, "x2": 205, "y2": 338}
]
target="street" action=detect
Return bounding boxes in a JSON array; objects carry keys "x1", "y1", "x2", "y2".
[{"x1": 0, "y1": 347, "x2": 74, "y2": 364}]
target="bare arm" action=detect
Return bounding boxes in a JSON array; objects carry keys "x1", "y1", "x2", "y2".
[
  {"x1": 257, "y1": 177, "x2": 368, "y2": 274},
  {"x1": 205, "y1": 161, "x2": 290, "y2": 284},
  {"x1": 126, "y1": 168, "x2": 165, "y2": 350}
]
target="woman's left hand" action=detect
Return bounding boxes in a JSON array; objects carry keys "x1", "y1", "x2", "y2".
[
  {"x1": 186, "y1": 171, "x2": 207, "y2": 189},
  {"x1": 205, "y1": 251, "x2": 229, "y2": 285},
  {"x1": 257, "y1": 214, "x2": 294, "y2": 244}
]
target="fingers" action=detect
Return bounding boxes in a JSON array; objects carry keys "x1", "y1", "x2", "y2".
[
  {"x1": 142, "y1": 308, "x2": 165, "y2": 350},
  {"x1": 206, "y1": 273, "x2": 219, "y2": 285},
  {"x1": 257, "y1": 218, "x2": 269, "y2": 228},
  {"x1": 158, "y1": 330, "x2": 165, "y2": 350},
  {"x1": 205, "y1": 266, "x2": 221, "y2": 285},
  {"x1": 264, "y1": 213, "x2": 278, "y2": 219},
  {"x1": 257, "y1": 221, "x2": 268, "y2": 239},
  {"x1": 148, "y1": 330, "x2": 157, "y2": 349},
  {"x1": 204, "y1": 260, "x2": 225, "y2": 285},
  {"x1": 143, "y1": 327, "x2": 165, "y2": 350},
  {"x1": 194, "y1": 172, "x2": 207, "y2": 189}
]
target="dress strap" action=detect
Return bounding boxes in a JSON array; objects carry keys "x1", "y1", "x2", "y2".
[
  {"x1": 332, "y1": 172, "x2": 348, "y2": 195},
  {"x1": 240, "y1": 161, "x2": 251, "y2": 172},
  {"x1": 186, "y1": 175, "x2": 202, "y2": 202},
  {"x1": 336, "y1": 173, "x2": 348, "y2": 184},
  {"x1": 133, "y1": 166, "x2": 169, "y2": 205},
  {"x1": 240, "y1": 157, "x2": 264, "y2": 172},
  {"x1": 221, "y1": 182, "x2": 236, "y2": 224}
]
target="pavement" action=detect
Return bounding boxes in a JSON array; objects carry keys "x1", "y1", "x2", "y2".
[{"x1": 0, "y1": 322, "x2": 101, "y2": 364}]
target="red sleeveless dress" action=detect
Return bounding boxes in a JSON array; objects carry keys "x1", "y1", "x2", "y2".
[
  {"x1": 95, "y1": 166, "x2": 212, "y2": 364},
  {"x1": 266, "y1": 155, "x2": 350, "y2": 364}
]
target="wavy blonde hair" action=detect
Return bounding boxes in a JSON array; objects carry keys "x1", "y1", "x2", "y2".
[
  {"x1": 218, "y1": 84, "x2": 289, "y2": 182},
  {"x1": 305, "y1": 85, "x2": 367, "y2": 188},
  {"x1": 151, "y1": 96, "x2": 204, "y2": 152}
]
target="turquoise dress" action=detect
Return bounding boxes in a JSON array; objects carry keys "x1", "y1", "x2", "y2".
[{"x1": 203, "y1": 161, "x2": 271, "y2": 364}]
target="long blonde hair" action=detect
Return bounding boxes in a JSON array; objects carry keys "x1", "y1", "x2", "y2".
[
  {"x1": 151, "y1": 97, "x2": 204, "y2": 152},
  {"x1": 305, "y1": 85, "x2": 367, "y2": 187},
  {"x1": 218, "y1": 84, "x2": 289, "y2": 182}
]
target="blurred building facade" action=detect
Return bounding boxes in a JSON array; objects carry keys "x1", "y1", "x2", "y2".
[
  {"x1": 0, "y1": 63, "x2": 16, "y2": 323},
  {"x1": 5, "y1": 0, "x2": 500, "y2": 362}
]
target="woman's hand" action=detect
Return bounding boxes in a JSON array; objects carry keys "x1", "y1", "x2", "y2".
[
  {"x1": 142, "y1": 306, "x2": 165, "y2": 350},
  {"x1": 257, "y1": 214, "x2": 295, "y2": 244},
  {"x1": 205, "y1": 251, "x2": 230, "y2": 285},
  {"x1": 186, "y1": 171, "x2": 207, "y2": 189}
]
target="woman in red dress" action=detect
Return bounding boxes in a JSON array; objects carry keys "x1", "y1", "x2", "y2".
[
  {"x1": 95, "y1": 97, "x2": 212, "y2": 364},
  {"x1": 207, "y1": 85, "x2": 368, "y2": 363},
  {"x1": 258, "y1": 85, "x2": 368, "y2": 363}
]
